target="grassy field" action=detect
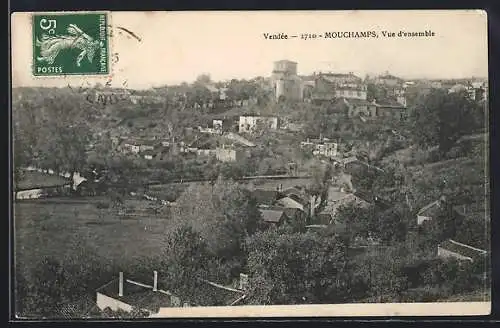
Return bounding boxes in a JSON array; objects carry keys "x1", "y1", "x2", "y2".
[
  {"x1": 15, "y1": 171, "x2": 70, "y2": 190},
  {"x1": 14, "y1": 176, "x2": 314, "y2": 269},
  {"x1": 14, "y1": 197, "x2": 173, "y2": 271}
]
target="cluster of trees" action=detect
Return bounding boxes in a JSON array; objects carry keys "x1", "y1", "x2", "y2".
[
  {"x1": 409, "y1": 89, "x2": 485, "y2": 157},
  {"x1": 163, "y1": 74, "x2": 273, "y2": 112},
  {"x1": 13, "y1": 90, "x2": 96, "y2": 190},
  {"x1": 15, "y1": 173, "x2": 488, "y2": 318}
]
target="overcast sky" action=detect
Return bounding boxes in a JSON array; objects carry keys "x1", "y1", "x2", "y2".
[{"x1": 12, "y1": 10, "x2": 488, "y2": 89}]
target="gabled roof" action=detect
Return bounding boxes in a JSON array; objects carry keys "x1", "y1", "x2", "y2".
[
  {"x1": 417, "y1": 200, "x2": 443, "y2": 217},
  {"x1": 284, "y1": 193, "x2": 309, "y2": 207},
  {"x1": 439, "y1": 239, "x2": 487, "y2": 260},
  {"x1": 276, "y1": 197, "x2": 305, "y2": 211},
  {"x1": 353, "y1": 190, "x2": 375, "y2": 203},
  {"x1": 259, "y1": 208, "x2": 286, "y2": 223}
]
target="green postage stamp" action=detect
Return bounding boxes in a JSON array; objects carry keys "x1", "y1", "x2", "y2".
[{"x1": 32, "y1": 12, "x2": 109, "y2": 76}]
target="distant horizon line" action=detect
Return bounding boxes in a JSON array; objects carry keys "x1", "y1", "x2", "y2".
[{"x1": 13, "y1": 72, "x2": 488, "y2": 90}]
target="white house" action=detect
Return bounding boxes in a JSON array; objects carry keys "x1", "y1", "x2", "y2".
[
  {"x1": 239, "y1": 116, "x2": 278, "y2": 133},
  {"x1": 312, "y1": 142, "x2": 338, "y2": 158},
  {"x1": 215, "y1": 147, "x2": 246, "y2": 162}
]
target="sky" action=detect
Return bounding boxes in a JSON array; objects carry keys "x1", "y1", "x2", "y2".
[{"x1": 11, "y1": 10, "x2": 488, "y2": 89}]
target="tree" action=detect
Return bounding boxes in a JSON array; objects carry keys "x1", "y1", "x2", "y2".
[
  {"x1": 159, "y1": 225, "x2": 212, "y2": 300},
  {"x1": 366, "y1": 83, "x2": 388, "y2": 102},
  {"x1": 336, "y1": 202, "x2": 377, "y2": 245},
  {"x1": 195, "y1": 74, "x2": 212, "y2": 85},
  {"x1": 171, "y1": 179, "x2": 263, "y2": 275},
  {"x1": 421, "y1": 258, "x2": 481, "y2": 296},
  {"x1": 13, "y1": 135, "x2": 29, "y2": 196},
  {"x1": 26, "y1": 92, "x2": 95, "y2": 190},
  {"x1": 454, "y1": 216, "x2": 489, "y2": 250},
  {"x1": 306, "y1": 163, "x2": 333, "y2": 214},
  {"x1": 350, "y1": 246, "x2": 412, "y2": 302},
  {"x1": 409, "y1": 89, "x2": 481, "y2": 156},
  {"x1": 245, "y1": 230, "x2": 349, "y2": 305},
  {"x1": 375, "y1": 205, "x2": 410, "y2": 244},
  {"x1": 16, "y1": 257, "x2": 73, "y2": 318},
  {"x1": 106, "y1": 308, "x2": 150, "y2": 318}
]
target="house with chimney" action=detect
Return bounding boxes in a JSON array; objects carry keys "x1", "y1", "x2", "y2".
[{"x1": 96, "y1": 271, "x2": 249, "y2": 316}]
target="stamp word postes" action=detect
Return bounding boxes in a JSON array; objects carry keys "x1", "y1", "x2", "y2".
[{"x1": 32, "y1": 12, "x2": 109, "y2": 76}]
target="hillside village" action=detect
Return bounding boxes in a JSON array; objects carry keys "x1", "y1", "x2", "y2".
[{"x1": 13, "y1": 60, "x2": 490, "y2": 318}]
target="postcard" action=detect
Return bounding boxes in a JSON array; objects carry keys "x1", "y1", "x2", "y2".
[{"x1": 10, "y1": 10, "x2": 490, "y2": 319}]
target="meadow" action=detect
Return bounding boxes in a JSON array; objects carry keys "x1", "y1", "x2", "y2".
[{"x1": 14, "y1": 197, "x2": 172, "y2": 272}]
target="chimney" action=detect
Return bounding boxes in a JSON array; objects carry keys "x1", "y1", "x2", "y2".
[
  {"x1": 119, "y1": 272, "x2": 124, "y2": 297},
  {"x1": 310, "y1": 195, "x2": 316, "y2": 218},
  {"x1": 239, "y1": 273, "x2": 249, "y2": 291},
  {"x1": 153, "y1": 270, "x2": 158, "y2": 291}
]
